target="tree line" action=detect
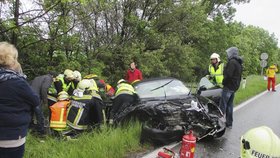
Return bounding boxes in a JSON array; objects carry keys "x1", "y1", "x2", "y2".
[{"x1": 0, "y1": 0, "x2": 279, "y2": 84}]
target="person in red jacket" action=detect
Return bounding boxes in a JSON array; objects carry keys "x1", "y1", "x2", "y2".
[{"x1": 125, "y1": 61, "x2": 143, "y2": 84}]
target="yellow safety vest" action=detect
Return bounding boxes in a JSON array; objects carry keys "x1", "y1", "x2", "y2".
[
  {"x1": 57, "y1": 76, "x2": 75, "y2": 92},
  {"x1": 115, "y1": 83, "x2": 136, "y2": 96},
  {"x1": 209, "y1": 63, "x2": 224, "y2": 86},
  {"x1": 266, "y1": 65, "x2": 278, "y2": 78},
  {"x1": 48, "y1": 83, "x2": 57, "y2": 95}
]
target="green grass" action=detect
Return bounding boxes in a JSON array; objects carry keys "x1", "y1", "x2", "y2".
[
  {"x1": 25, "y1": 75, "x2": 279, "y2": 157},
  {"x1": 234, "y1": 74, "x2": 280, "y2": 105},
  {"x1": 25, "y1": 122, "x2": 144, "y2": 158}
]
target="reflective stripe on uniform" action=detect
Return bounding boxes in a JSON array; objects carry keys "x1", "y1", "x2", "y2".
[
  {"x1": 91, "y1": 91, "x2": 102, "y2": 100},
  {"x1": 50, "y1": 121, "x2": 67, "y2": 128},
  {"x1": 48, "y1": 94, "x2": 57, "y2": 102},
  {"x1": 60, "y1": 108, "x2": 65, "y2": 122},
  {"x1": 66, "y1": 100, "x2": 88, "y2": 130},
  {"x1": 115, "y1": 83, "x2": 135, "y2": 96},
  {"x1": 67, "y1": 121, "x2": 87, "y2": 130},
  {"x1": 73, "y1": 108, "x2": 83, "y2": 126},
  {"x1": 72, "y1": 95, "x2": 92, "y2": 100}
]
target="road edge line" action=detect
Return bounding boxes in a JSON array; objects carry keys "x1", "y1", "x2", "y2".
[
  {"x1": 233, "y1": 84, "x2": 280, "y2": 112},
  {"x1": 141, "y1": 142, "x2": 180, "y2": 158}
]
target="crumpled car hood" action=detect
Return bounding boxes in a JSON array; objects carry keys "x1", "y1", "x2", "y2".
[{"x1": 113, "y1": 94, "x2": 226, "y2": 145}]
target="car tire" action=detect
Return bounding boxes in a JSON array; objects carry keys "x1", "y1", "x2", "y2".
[{"x1": 140, "y1": 123, "x2": 184, "y2": 146}]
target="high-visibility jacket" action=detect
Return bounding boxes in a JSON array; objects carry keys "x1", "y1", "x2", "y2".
[
  {"x1": 266, "y1": 65, "x2": 278, "y2": 78},
  {"x1": 49, "y1": 100, "x2": 70, "y2": 130},
  {"x1": 57, "y1": 76, "x2": 75, "y2": 92},
  {"x1": 48, "y1": 83, "x2": 57, "y2": 95},
  {"x1": 209, "y1": 63, "x2": 224, "y2": 86},
  {"x1": 115, "y1": 83, "x2": 136, "y2": 96}
]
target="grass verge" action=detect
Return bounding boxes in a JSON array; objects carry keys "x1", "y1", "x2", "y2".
[
  {"x1": 25, "y1": 122, "x2": 143, "y2": 158},
  {"x1": 234, "y1": 74, "x2": 280, "y2": 105}
]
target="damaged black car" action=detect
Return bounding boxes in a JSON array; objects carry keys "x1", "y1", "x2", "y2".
[{"x1": 113, "y1": 77, "x2": 226, "y2": 146}]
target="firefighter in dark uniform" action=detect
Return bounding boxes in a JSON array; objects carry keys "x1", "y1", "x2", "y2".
[
  {"x1": 68, "y1": 79, "x2": 104, "y2": 130},
  {"x1": 110, "y1": 79, "x2": 137, "y2": 123}
]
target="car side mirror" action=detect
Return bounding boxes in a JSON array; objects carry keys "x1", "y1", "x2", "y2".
[{"x1": 197, "y1": 85, "x2": 207, "y2": 95}]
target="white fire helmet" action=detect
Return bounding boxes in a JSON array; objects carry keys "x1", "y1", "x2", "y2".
[
  {"x1": 57, "y1": 91, "x2": 69, "y2": 101},
  {"x1": 64, "y1": 69, "x2": 74, "y2": 80},
  {"x1": 77, "y1": 79, "x2": 93, "y2": 92},
  {"x1": 240, "y1": 126, "x2": 280, "y2": 158},
  {"x1": 73, "y1": 70, "x2": 82, "y2": 81},
  {"x1": 210, "y1": 53, "x2": 220, "y2": 62},
  {"x1": 117, "y1": 79, "x2": 126, "y2": 85}
]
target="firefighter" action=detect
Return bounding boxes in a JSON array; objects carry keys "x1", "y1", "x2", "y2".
[
  {"x1": 266, "y1": 64, "x2": 278, "y2": 92},
  {"x1": 73, "y1": 70, "x2": 82, "y2": 83},
  {"x1": 69, "y1": 79, "x2": 104, "y2": 129},
  {"x1": 84, "y1": 74, "x2": 115, "y2": 98},
  {"x1": 208, "y1": 53, "x2": 224, "y2": 87},
  {"x1": 240, "y1": 126, "x2": 280, "y2": 158},
  {"x1": 49, "y1": 91, "x2": 70, "y2": 132},
  {"x1": 54, "y1": 69, "x2": 76, "y2": 95},
  {"x1": 110, "y1": 79, "x2": 138, "y2": 123},
  {"x1": 71, "y1": 70, "x2": 82, "y2": 90}
]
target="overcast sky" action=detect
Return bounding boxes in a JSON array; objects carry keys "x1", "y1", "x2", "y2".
[{"x1": 233, "y1": 0, "x2": 280, "y2": 47}]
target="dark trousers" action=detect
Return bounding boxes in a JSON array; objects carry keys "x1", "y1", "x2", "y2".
[
  {"x1": 35, "y1": 104, "x2": 45, "y2": 133},
  {"x1": 88, "y1": 97, "x2": 104, "y2": 125},
  {"x1": 219, "y1": 88, "x2": 235, "y2": 127},
  {"x1": 0, "y1": 144, "x2": 25, "y2": 158},
  {"x1": 32, "y1": 103, "x2": 46, "y2": 134},
  {"x1": 267, "y1": 77, "x2": 276, "y2": 91},
  {"x1": 110, "y1": 94, "x2": 135, "y2": 120}
]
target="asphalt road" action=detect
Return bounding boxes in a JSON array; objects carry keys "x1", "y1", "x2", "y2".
[{"x1": 142, "y1": 85, "x2": 280, "y2": 158}]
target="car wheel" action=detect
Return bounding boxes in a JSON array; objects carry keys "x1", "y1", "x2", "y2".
[{"x1": 140, "y1": 120, "x2": 184, "y2": 146}]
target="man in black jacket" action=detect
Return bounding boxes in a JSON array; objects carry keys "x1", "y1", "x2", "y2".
[{"x1": 220, "y1": 47, "x2": 243, "y2": 129}]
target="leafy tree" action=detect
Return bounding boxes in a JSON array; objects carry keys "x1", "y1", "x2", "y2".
[{"x1": 1, "y1": 0, "x2": 279, "y2": 84}]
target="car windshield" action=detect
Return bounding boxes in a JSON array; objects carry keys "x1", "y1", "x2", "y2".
[{"x1": 134, "y1": 79, "x2": 190, "y2": 99}]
